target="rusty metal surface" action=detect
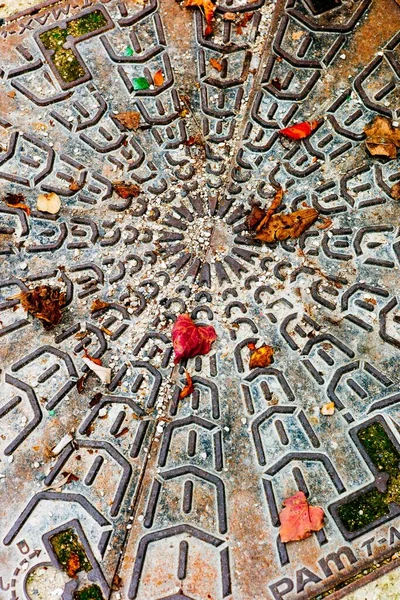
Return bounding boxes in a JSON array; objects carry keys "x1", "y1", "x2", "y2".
[{"x1": 1, "y1": 0, "x2": 400, "y2": 599}]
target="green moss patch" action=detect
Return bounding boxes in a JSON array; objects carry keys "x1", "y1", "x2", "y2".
[
  {"x1": 49, "y1": 528, "x2": 91, "y2": 575},
  {"x1": 338, "y1": 422, "x2": 400, "y2": 532},
  {"x1": 74, "y1": 585, "x2": 104, "y2": 600}
]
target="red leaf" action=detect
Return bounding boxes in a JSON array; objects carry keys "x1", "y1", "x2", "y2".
[
  {"x1": 172, "y1": 314, "x2": 217, "y2": 364},
  {"x1": 279, "y1": 491, "x2": 324, "y2": 543},
  {"x1": 279, "y1": 119, "x2": 321, "y2": 140},
  {"x1": 179, "y1": 371, "x2": 194, "y2": 399}
]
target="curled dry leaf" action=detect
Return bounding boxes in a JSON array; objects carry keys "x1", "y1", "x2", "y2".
[
  {"x1": 82, "y1": 356, "x2": 111, "y2": 384},
  {"x1": 320, "y1": 401, "x2": 335, "y2": 416},
  {"x1": 153, "y1": 69, "x2": 164, "y2": 87},
  {"x1": 114, "y1": 111, "x2": 141, "y2": 130},
  {"x1": 69, "y1": 180, "x2": 82, "y2": 192},
  {"x1": 37, "y1": 192, "x2": 61, "y2": 214},
  {"x1": 209, "y1": 57, "x2": 223, "y2": 72},
  {"x1": 172, "y1": 314, "x2": 217, "y2": 364},
  {"x1": 184, "y1": 134, "x2": 203, "y2": 147},
  {"x1": 184, "y1": 0, "x2": 216, "y2": 36},
  {"x1": 4, "y1": 193, "x2": 30, "y2": 215},
  {"x1": 280, "y1": 119, "x2": 322, "y2": 140},
  {"x1": 247, "y1": 187, "x2": 318, "y2": 243},
  {"x1": 179, "y1": 371, "x2": 194, "y2": 399},
  {"x1": 364, "y1": 116, "x2": 400, "y2": 159},
  {"x1": 248, "y1": 342, "x2": 274, "y2": 369},
  {"x1": 17, "y1": 285, "x2": 66, "y2": 329},
  {"x1": 391, "y1": 182, "x2": 400, "y2": 200},
  {"x1": 317, "y1": 216, "x2": 333, "y2": 230},
  {"x1": 255, "y1": 208, "x2": 319, "y2": 243},
  {"x1": 113, "y1": 181, "x2": 141, "y2": 199},
  {"x1": 279, "y1": 491, "x2": 325, "y2": 543},
  {"x1": 236, "y1": 12, "x2": 252, "y2": 34},
  {"x1": 90, "y1": 298, "x2": 110, "y2": 312}
]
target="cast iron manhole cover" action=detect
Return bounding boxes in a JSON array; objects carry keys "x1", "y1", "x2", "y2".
[{"x1": 1, "y1": 0, "x2": 400, "y2": 599}]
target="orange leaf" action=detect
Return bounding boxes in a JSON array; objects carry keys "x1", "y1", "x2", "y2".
[
  {"x1": 66, "y1": 553, "x2": 81, "y2": 577},
  {"x1": 179, "y1": 371, "x2": 194, "y2": 399},
  {"x1": 317, "y1": 217, "x2": 333, "y2": 230},
  {"x1": 153, "y1": 69, "x2": 164, "y2": 87},
  {"x1": 248, "y1": 344, "x2": 274, "y2": 369},
  {"x1": 236, "y1": 12, "x2": 252, "y2": 34},
  {"x1": 83, "y1": 348, "x2": 102, "y2": 366},
  {"x1": 280, "y1": 119, "x2": 322, "y2": 140},
  {"x1": 184, "y1": 0, "x2": 216, "y2": 37},
  {"x1": 4, "y1": 193, "x2": 30, "y2": 216},
  {"x1": 279, "y1": 491, "x2": 324, "y2": 543},
  {"x1": 209, "y1": 57, "x2": 223, "y2": 72}
]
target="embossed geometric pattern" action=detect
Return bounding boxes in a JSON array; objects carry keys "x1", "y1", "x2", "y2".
[{"x1": 1, "y1": 0, "x2": 400, "y2": 599}]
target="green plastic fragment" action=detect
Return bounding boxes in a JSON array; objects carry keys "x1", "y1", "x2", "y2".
[
  {"x1": 133, "y1": 77, "x2": 150, "y2": 91},
  {"x1": 124, "y1": 46, "x2": 134, "y2": 56},
  {"x1": 48, "y1": 410, "x2": 56, "y2": 416}
]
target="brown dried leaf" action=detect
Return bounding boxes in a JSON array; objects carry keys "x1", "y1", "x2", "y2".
[
  {"x1": 83, "y1": 348, "x2": 102, "y2": 366},
  {"x1": 222, "y1": 11, "x2": 236, "y2": 20},
  {"x1": 255, "y1": 187, "x2": 284, "y2": 232},
  {"x1": 179, "y1": 371, "x2": 194, "y2": 399},
  {"x1": 210, "y1": 57, "x2": 223, "y2": 72},
  {"x1": 69, "y1": 180, "x2": 82, "y2": 192},
  {"x1": 248, "y1": 343, "x2": 274, "y2": 369},
  {"x1": 184, "y1": 134, "x2": 203, "y2": 147},
  {"x1": 91, "y1": 298, "x2": 110, "y2": 312},
  {"x1": 255, "y1": 208, "x2": 319, "y2": 243},
  {"x1": 114, "y1": 111, "x2": 141, "y2": 130},
  {"x1": 317, "y1": 217, "x2": 333, "y2": 230},
  {"x1": 364, "y1": 116, "x2": 400, "y2": 159},
  {"x1": 236, "y1": 12, "x2": 252, "y2": 34},
  {"x1": 113, "y1": 181, "x2": 141, "y2": 199},
  {"x1": 391, "y1": 181, "x2": 400, "y2": 200},
  {"x1": 246, "y1": 205, "x2": 265, "y2": 230},
  {"x1": 17, "y1": 285, "x2": 66, "y2": 329},
  {"x1": 4, "y1": 193, "x2": 30, "y2": 216}
]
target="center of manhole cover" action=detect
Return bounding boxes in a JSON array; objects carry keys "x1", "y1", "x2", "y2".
[{"x1": 1, "y1": 0, "x2": 400, "y2": 599}]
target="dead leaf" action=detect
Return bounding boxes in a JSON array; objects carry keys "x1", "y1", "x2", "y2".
[
  {"x1": 364, "y1": 116, "x2": 400, "y2": 159},
  {"x1": 90, "y1": 298, "x2": 110, "y2": 312},
  {"x1": 209, "y1": 57, "x2": 223, "y2": 72},
  {"x1": 37, "y1": 192, "x2": 61, "y2": 214},
  {"x1": 82, "y1": 356, "x2": 111, "y2": 384},
  {"x1": 4, "y1": 193, "x2": 30, "y2": 216},
  {"x1": 291, "y1": 30, "x2": 304, "y2": 41},
  {"x1": 153, "y1": 69, "x2": 164, "y2": 87},
  {"x1": 113, "y1": 181, "x2": 141, "y2": 199},
  {"x1": 184, "y1": 0, "x2": 216, "y2": 36},
  {"x1": 172, "y1": 314, "x2": 217, "y2": 364},
  {"x1": 279, "y1": 491, "x2": 324, "y2": 543},
  {"x1": 317, "y1": 217, "x2": 333, "y2": 230},
  {"x1": 184, "y1": 134, "x2": 203, "y2": 147},
  {"x1": 114, "y1": 111, "x2": 141, "y2": 130},
  {"x1": 69, "y1": 180, "x2": 82, "y2": 192},
  {"x1": 280, "y1": 119, "x2": 322, "y2": 140},
  {"x1": 112, "y1": 574, "x2": 123, "y2": 591},
  {"x1": 179, "y1": 371, "x2": 194, "y2": 399},
  {"x1": 236, "y1": 12, "x2": 252, "y2": 34},
  {"x1": 115, "y1": 427, "x2": 129, "y2": 438},
  {"x1": 320, "y1": 402, "x2": 335, "y2": 416},
  {"x1": 83, "y1": 348, "x2": 102, "y2": 366},
  {"x1": 17, "y1": 285, "x2": 66, "y2": 329},
  {"x1": 77, "y1": 375, "x2": 87, "y2": 394},
  {"x1": 255, "y1": 208, "x2": 319, "y2": 243},
  {"x1": 222, "y1": 11, "x2": 236, "y2": 20},
  {"x1": 254, "y1": 187, "x2": 284, "y2": 232},
  {"x1": 248, "y1": 343, "x2": 274, "y2": 369},
  {"x1": 390, "y1": 182, "x2": 400, "y2": 200},
  {"x1": 66, "y1": 553, "x2": 81, "y2": 577}
]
